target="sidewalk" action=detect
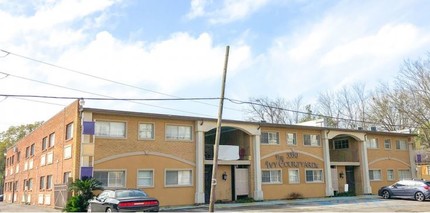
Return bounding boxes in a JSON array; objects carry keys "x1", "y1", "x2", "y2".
[{"x1": 160, "y1": 195, "x2": 379, "y2": 211}]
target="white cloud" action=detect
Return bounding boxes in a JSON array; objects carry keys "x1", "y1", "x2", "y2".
[{"x1": 186, "y1": 0, "x2": 269, "y2": 24}]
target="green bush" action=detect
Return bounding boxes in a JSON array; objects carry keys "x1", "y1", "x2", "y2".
[
  {"x1": 64, "y1": 195, "x2": 86, "y2": 212},
  {"x1": 334, "y1": 191, "x2": 356, "y2": 197},
  {"x1": 63, "y1": 177, "x2": 103, "y2": 212}
]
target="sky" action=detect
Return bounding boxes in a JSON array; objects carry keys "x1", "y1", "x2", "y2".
[{"x1": 1, "y1": 0, "x2": 430, "y2": 132}]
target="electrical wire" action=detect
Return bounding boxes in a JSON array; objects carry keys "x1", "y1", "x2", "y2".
[
  {"x1": 0, "y1": 48, "x2": 242, "y2": 112},
  {"x1": 0, "y1": 71, "x2": 216, "y2": 117}
]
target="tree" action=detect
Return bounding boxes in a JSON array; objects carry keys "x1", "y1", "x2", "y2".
[
  {"x1": 0, "y1": 122, "x2": 43, "y2": 192},
  {"x1": 65, "y1": 177, "x2": 103, "y2": 212}
]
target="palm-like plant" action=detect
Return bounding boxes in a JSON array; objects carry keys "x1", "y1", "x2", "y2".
[{"x1": 64, "y1": 177, "x2": 103, "y2": 212}]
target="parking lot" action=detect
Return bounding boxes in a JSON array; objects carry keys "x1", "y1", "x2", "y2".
[{"x1": 1, "y1": 195, "x2": 430, "y2": 212}]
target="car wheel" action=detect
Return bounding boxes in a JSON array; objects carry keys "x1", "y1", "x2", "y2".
[
  {"x1": 381, "y1": 190, "x2": 391, "y2": 199},
  {"x1": 105, "y1": 207, "x2": 112, "y2": 212},
  {"x1": 87, "y1": 204, "x2": 92, "y2": 213},
  {"x1": 415, "y1": 192, "x2": 425, "y2": 201}
]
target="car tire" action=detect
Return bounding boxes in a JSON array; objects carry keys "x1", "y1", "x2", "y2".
[
  {"x1": 87, "y1": 204, "x2": 92, "y2": 213},
  {"x1": 415, "y1": 192, "x2": 425, "y2": 201},
  {"x1": 105, "y1": 207, "x2": 112, "y2": 212},
  {"x1": 381, "y1": 190, "x2": 391, "y2": 199}
]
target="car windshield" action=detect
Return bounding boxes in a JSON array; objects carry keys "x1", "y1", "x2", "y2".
[
  {"x1": 425, "y1": 181, "x2": 430, "y2": 186},
  {"x1": 116, "y1": 190, "x2": 147, "y2": 198}
]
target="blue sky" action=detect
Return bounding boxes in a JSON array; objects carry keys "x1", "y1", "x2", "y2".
[{"x1": 1, "y1": 0, "x2": 430, "y2": 132}]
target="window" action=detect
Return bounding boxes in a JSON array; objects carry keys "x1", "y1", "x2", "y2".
[
  {"x1": 28, "y1": 178, "x2": 33, "y2": 190},
  {"x1": 138, "y1": 123, "x2": 155, "y2": 140},
  {"x1": 384, "y1": 139, "x2": 391, "y2": 149},
  {"x1": 94, "y1": 171, "x2": 126, "y2": 188},
  {"x1": 30, "y1": 143, "x2": 35, "y2": 156},
  {"x1": 165, "y1": 170, "x2": 192, "y2": 186},
  {"x1": 23, "y1": 179, "x2": 27, "y2": 190},
  {"x1": 49, "y1": 133, "x2": 55, "y2": 147},
  {"x1": 304, "y1": 134, "x2": 320, "y2": 146},
  {"x1": 63, "y1": 172, "x2": 71, "y2": 184},
  {"x1": 396, "y1": 140, "x2": 408, "y2": 150},
  {"x1": 42, "y1": 137, "x2": 47, "y2": 151},
  {"x1": 25, "y1": 147, "x2": 30, "y2": 158},
  {"x1": 29, "y1": 159, "x2": 33, "y2": 170},
  {"x1": 39, "y1": 176, "x2": 45, "y2": 190},
  {"x1": 305, "y1": 169, "x2": 323, "y2": 182},
  {"x1": 287, "y1": 133, "x2": 297, "y2": 145},
  {"x1": 334, "y1": 139, "x2": 349, "y2": 149},
  {"x1": 47, "y1": 152, "x2": 53, "y2": 165},
  {"x1": 369, "y1": 170, "x2": 382, "y2": 181},
  {"x1": 64, "y1": 145, "x2": 72, "y2": 159},
  {"x1": 398, "y1": 170, "x2": 411, "y2": 180},
  {"x1": 427, "y1": 166, "x2": 430, "y2": 175},
  {"x1": 95, "y1": 121, "x2": 126, "y2": 138},
  {"x1": 66, "y1": 122, "x2": 74, "y2": 140},
  {"x1": 137, "y1": 170, "x2": 154, "y2": 187},
  {"x1": 24, "y1": 161, "x2": 28, "y2": 171},
  {"x1": 40, "y1": 154, "x2": 46, "y2": 166},
  {"x1": 261, "y1": 132, "x2": 279, "y2": 144},
  {"x1": 46, "y1": 175, "x2": 52, "y2": 189},
  {"x1": 165, "y1": 125, "x2": 192, "y2": 141},
  {"x1": 82, "y1": 156, "x2": 93, "y2": 167},
  {"x1": 288, "y1": 169, "x2": 300, "y2": 184},
  {"x1": 387, "y1": 169, "x2": 394, "y2": 180},
  {"x1": 367, "y1": 138, "x2": 378, "y2": 149},
  {"x1": 262, "y1": 170, "x2": 282, "y2": 184}
]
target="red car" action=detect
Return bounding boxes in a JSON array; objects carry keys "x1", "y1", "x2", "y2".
[{"x1": 87, "y1": 189, "x2": 159, "y2": 212}]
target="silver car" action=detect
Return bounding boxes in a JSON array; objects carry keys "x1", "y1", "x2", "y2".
[{"x1": 378, "y1": 180, "x2": 430, "y2": 201}]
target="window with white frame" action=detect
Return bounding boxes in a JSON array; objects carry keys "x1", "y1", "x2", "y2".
[
  {"x1": 287, "y1": 133, "x2": 297, "y2": 145},
  {"x1": 42, "y1": 137, "x2": 47, "y2": 151},
  {"x1": 367, "y1": 138, "x2": 378, "y2": 149},
  {"x1": 261, "y1": 132, "x2": 279, "y2": 144},
  {"x1": 138, "y1": 123, "x2": 154, "y2": 140},
  {"x1": 48, "y1": 133, "x2": 55, "y2": 147},
  {"x1": 165, "y1": 125, "x2": 192, "y2": 141},
  {"x1": 137, "y1": 170, "x2": 154, "y2": 187},
  {"x1": 262, "y1": 170, "x2": 282, "y2": 184},
  {"x1": 288, "y1": 169, "x2": 300, "y2": 184},
  {"x1": 30, "y1": 143, "x2": 35, "y2": 156},
  {"x1": 15, "y1": 164, "x2": 19, "y2": 173},
  {"x1": 47, "y1": 152, "x2": 53, "y2": 165},
  {"x1": 398, "y1": 170, "x2": 411, "y2": 180},
  {"x1": 94, "y1": 171, "x2": 126, "y2": 188},
  {"x1": 387, "y1": 169, "x2": 394, "y2": 180},
  {"x1": 396, "y1": 140, "x2": 408, "y2": 150},
  {"x1": 29, "y1": 159, "x2": 33, "y2": 170},
  {"x1": 369, "y1": 170, "x2": 382, "y2": 181},
  {"x1": 65, "y1": 122, "x2": 74, "y2": 140},
  {"x1": 46, "y1": 175, "x2": 52, "y2": 189},
  {"x1": 64, "y1": 145, "x2": 72, "y2": 159},
  {"x1": 24, "y1": 161, "x2": 28, "y2": 171},
  {"x1": 384, "y1": 139, "x2": 391, "y2": 149},
  {"x1": 45, "y1": 194, "x2": 51, "y2": 205},
  {"x1": 304, "y1": 134, "x2": 320, "y2": 146},
  {"x1": 334, "y1": 139, "x2": 349, "y2": 149},
  {"x1": 427, "y1": 166, "x2": 430, "y2": 175},
  {"x1": 38, "y1": 194, "x2": 44, "y2": 204},
  {"x1": 39, "y1": 176, "x2": 45, "y2": 190},
  {"x1": 63, "y1": 172, "x2": 71, "y2": 184},
  {"x1": 165, "y1": 170, "x2": 192, "y2": 186},
  {"x1": 40, "y1": 154, "x2": 46, "y2": 166},
  {"x1": 305, "y1": 169, "x2": 323, "y2": 182},
  {"x1": 95, "y1": 121, "x2": 126, "y2": 138}
]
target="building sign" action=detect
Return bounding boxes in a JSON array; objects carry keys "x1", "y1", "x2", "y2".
[{"x1": 265, "y1": 152, "x2": 319, "y2": 169}]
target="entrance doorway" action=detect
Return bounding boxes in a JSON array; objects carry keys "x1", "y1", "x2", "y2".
[{"x1": 345, "y1": 166, "x2": 355, "y2": 193}]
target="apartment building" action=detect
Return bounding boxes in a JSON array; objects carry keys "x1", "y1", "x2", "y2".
[{"x1": 2, "y1": 100, "x2": 416, "y2": 208}]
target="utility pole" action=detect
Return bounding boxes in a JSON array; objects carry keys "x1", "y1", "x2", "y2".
[{"x1": 209, "y1": 45, "x2": 230, "y2": 212}]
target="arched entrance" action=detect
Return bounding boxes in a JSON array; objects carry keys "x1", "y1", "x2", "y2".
[{"x1": 203, "y1": 127, "x2": 252, "y2": 203}]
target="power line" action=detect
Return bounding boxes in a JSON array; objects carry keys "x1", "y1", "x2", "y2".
[
  {"x1": 0, "y1": 48, "x2": 242, "y2": 113},
  {"x1": 0, "y1": 93, "x2": 413, "y2": 129},
  {"x1": 0, "y1": 94, "x2": 220, "y2": 102}
]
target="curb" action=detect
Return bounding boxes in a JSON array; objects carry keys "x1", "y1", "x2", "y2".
[{"x1": 160, "y1": 195, "x2": 379, "y2": 211}]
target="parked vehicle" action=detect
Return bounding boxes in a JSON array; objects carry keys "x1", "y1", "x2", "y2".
[
  {"x1": 0, "y1": 194, "x2": 3, "y2": 202},
  {"x1": 87, "y1": 189, "x2": 159, "y2": 212},
  {"x1": 378, "y1": 179, "x2": 430, "y2": 201}
]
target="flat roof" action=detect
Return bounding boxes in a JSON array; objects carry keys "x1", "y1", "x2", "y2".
[{"x1": 84, "y1": 107, "x2": 416, "y2": 137}]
